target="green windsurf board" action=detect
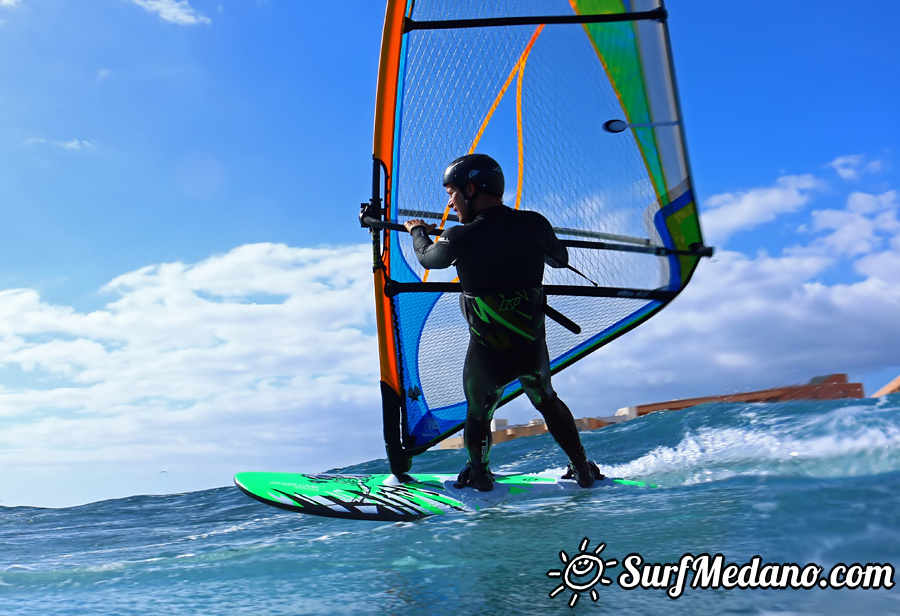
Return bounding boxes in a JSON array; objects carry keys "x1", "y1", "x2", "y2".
[{"x1": 234, "y1": 471, "x2": 652, "y2": 522}]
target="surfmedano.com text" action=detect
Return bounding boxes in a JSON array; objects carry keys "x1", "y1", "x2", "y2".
[{"x1": 619, "y1": 553, "x2": 895, "y2": 599}]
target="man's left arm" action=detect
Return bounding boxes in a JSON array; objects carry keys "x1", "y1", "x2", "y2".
[{"x1": 405, "y1": 219, "x2": 455, "y2": 270}]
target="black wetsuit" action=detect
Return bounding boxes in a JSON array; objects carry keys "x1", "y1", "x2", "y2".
[{"x1": 409, "y1": 205, "x2": 588, "y2": 471}]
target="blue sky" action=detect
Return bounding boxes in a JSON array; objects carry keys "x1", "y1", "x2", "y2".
[{"x1": 0, "y1": 0, "x2": 898, "y2": 507}]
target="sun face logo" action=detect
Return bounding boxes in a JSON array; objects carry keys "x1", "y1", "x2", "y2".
[{"x1": 547, "y1": 538, "x2": 617, "y2": 608}]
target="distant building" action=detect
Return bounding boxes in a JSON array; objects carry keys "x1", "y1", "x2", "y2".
[
  {"x1": 873, "y1": 375, "x2": 900, "y2": 397},
  {"x1": 615, "y1": 374, "x2": 865, "y2": 420},
  {"x1": 439, "y1": 374, "x2": 866, "y2": 450},
  {"x1": 439, "y1": 416, "x2": 609, "y2": 450}
]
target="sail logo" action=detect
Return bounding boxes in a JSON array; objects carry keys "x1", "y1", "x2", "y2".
[
  {"x1": 547, "y1": 541, "x2": 895, "y2": 605},
  {"x1": 406, "y1": 385, "x2": 422, "y2": 401},
  {"x1": 616, "y1": 289, "x2": 651, "y2": 299}
]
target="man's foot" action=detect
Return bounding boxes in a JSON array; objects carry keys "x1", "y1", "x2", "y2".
[
  {"x1": 562, "y1": 460, "x2": 605, "y2": 488},
  {"x1": 385, "y1": 473, "x2": 415, "y2": 485},
  {"x1": 454, "y1": 463, "x2": 494, "y2": 491}
]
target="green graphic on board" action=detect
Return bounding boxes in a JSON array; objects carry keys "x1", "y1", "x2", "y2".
[{"x1": 235, "y1": 472, "x2": 654, "y2": 522}]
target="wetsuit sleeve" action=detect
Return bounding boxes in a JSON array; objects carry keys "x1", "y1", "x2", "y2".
[
  {"x1": 538, "y1": 216, "x2": 568, "y2": 269},
  {"x1": 410, "y1": 225, "x2": 456, "y2": 270}
]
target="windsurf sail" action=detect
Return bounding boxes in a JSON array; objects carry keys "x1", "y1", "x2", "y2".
[{"x1": 360, "y1": 0, "x2": 712, "y2": 475}]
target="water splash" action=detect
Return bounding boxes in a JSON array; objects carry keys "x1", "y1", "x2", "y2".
[{"x1": 602, "y1": 399, "x2": 900, "y2": 485}]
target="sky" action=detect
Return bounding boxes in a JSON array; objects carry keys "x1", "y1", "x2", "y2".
[{"x1": 0, "y1": 0, "x2": 898, "y2": 508}]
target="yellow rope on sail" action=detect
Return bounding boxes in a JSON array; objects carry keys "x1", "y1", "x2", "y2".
[{"x1": 515, "y1": 53, "x2": 527, "y2": 211}]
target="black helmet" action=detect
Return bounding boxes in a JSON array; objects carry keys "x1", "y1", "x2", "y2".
[{"x1": 442, "y1": 154, "x2": 504, "y2": 198}]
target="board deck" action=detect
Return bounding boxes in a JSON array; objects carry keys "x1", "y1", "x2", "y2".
[{"x1": 234, "y1": 471, "x2": 653, "y2": 521}]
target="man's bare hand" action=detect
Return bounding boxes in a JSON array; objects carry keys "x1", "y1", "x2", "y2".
[{"x1": 404, "y1": 219, "x2": 437, "y2": 234}]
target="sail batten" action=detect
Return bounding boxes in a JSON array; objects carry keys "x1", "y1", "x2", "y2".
[
  {"x1": 404, "y1": 8, "x2": 666, "y2": 31},
  {"x1": 363, "y1": 0, "x2": 710, "y2": 474}
]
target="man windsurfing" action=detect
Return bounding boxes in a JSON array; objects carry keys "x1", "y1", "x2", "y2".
[{"x1": 404, "y1": 154, "x2": 604, "y2": 491}]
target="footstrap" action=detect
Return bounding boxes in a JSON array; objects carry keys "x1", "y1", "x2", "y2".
[
  {"x1": 561, "y1": 461, "x2": 605, "y2": 481},
  {"x1": 453, "y1": 464, "x2": 472, "y2": 489}
]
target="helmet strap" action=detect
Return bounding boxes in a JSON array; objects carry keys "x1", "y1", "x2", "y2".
[{"x1": 463, "y1": 183, "x2": 479, "y2": 213}]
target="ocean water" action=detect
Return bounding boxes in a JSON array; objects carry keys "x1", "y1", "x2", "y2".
[{"x1": 3, "y1": 396, "x2": 900, "y2": 615}]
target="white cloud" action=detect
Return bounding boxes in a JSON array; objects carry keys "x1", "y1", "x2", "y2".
[
  {"x1": 0, "y1": 243, "x2": 383, "y2": 506},
  {"x1": 561, "y1": 245, "x2": 900, "y2": 417},
  {"x1": 0, "y1": 0, "x2": 23, "y2": 9},
  {"x1": 828, "y1": 155, "x2": 886, "y2": 181},
  {"x1": 3, "y1": 159, "x2": 899, "y2": 507},
  {"x1": 126, "y1": 0, "x2": 211, "y2": 25},
  {"x1": 556, "y1": 173, "x2": 900, "y2": 420},
  {"x1": 790, "y1": 190, "x2": 899, "y2": 258},
  {"x1": 23, "y1": 137, "x2": 95, "y2": 150},
  {"x1": 854, "y1": 212, "x2": 900, "y2": 283},
  {"x1": 700, "y1": 174, "x2": 824, "y2": 245},
  {"x1": 856, "y1": 243, "x2": 900, "y2": 285}
]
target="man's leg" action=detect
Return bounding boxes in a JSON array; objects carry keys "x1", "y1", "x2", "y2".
[
  {"x1": 519, "y1": 342, "x2": 603, "y2": 487},
  {"x1": 458, "y1": 340, "x2": 506, "y2": 491}
]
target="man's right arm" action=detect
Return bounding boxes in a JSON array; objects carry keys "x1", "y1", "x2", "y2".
[
  {"x1": 520, "y1": 210, "x2": 568, "y2": 269},
  {"x1": 537, "y1": 215, "x2": 568, "y2": 269},
  {"x1": 544, "y1": 231, "x2": 568, "y2": 269}
]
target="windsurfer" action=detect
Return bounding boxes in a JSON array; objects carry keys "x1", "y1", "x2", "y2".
[{"x1": 403, "y1": 154, "x2": 604, "y2": 491}]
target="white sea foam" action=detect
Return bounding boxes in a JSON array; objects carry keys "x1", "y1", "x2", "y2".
[{"x1": 602, "y1": 401, "x2": 900, "y2": 485}]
